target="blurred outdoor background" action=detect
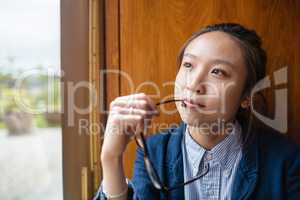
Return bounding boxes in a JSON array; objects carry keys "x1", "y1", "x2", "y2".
[{"x1": 0, "y1": 0, "x2": 62, "y2": 200}]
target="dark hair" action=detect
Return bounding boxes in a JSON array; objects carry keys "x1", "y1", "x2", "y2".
[{"x1": 177, "y1": 23, "x2": 267, "y2": 145}]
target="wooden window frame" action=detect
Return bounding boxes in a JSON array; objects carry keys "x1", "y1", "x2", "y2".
[{"x1": 61, "y1": 0, "x2": 115, "y2": 199}]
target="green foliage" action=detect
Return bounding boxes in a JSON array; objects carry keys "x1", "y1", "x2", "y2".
[
  {"x1": 0, "y1": 72, "x2": 61, "y2": 129},
  {"x1": 34, "y1": 114, "x2": 48, "y2": 128},
  {"x1": 0, "y1": 122, "x2": 6, "y2": 129}
]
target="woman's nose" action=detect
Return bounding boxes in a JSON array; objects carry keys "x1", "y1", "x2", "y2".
[
  {"x1": 185, "y1": 69, "x2": 206, "y2": 94},
  {"x1": 186, "y1": 79, "x2": 206, "y2": 94}
]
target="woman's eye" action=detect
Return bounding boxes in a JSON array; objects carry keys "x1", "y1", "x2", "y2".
[
  {"x1": 211, "y1": 68, "x2": 227, "y2": 77},
  {"x1": 183, "y1": 62, "x2": 192, "y2": 68}
]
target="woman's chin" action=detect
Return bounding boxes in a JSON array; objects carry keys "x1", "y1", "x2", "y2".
[
  {"x1": 181, "y1": 115, "x2": 207, "y2": 126},
  {"x1": 180, "y1": 112, "x2": 220, "y2": 127}
]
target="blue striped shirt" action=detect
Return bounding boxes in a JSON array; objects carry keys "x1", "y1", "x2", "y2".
[{"x1": 182, "y1": 122, "x2": 242, "y2": 200}]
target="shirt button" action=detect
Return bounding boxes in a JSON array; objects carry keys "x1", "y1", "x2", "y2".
[
  {"x1": 224, "y1": 170, "x2": 231, "y2": 177},
  {"x1": 208, "y1": 190, "x2": 214, "y2": 196},
  {"x1": 206, "y1": 153, "x2": 213, "y2": 160}
]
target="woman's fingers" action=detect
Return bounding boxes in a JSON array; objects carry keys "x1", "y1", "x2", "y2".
[
  {"x1": 107, "y1": 93, "x2": 157, "y2": 138},
  {"x1": 109, "y1": 113, "x2": 142, "y2": 125},
  {"x1": 111, "y1": 106, "x2": 159, "y2": 117},
  {"x1": 111, "y1": 93, "x2": 157, "y2": 112},
  {"x1": 111, "y1": 107, "x2": 154, "y2": 128},
  {"x1": 102, "y1": 93, "x2": 156, "y2": 158},
  {"x1": 111, "y1": 100, "x2": 154, "y2": 111},
  {"x1": 109, "y1": 106, "x2": 154, "y2": 136}
]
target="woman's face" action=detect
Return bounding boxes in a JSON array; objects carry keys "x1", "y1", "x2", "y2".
[{"x1": 174, "y1": 31, "x2": 248, "y2": 128}]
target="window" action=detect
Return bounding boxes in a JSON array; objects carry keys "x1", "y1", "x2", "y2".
[{"x1": 0, "y1": 1, "x2": 62, "y2": 200}]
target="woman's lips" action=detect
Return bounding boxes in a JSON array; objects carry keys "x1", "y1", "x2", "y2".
[{"x1": 183, "y1": 99, "x2": 205, "y2": 109}]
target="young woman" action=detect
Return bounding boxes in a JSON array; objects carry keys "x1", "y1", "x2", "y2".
[{"x1": 94, "y1": 23, "x2": 300, "y2": 200}]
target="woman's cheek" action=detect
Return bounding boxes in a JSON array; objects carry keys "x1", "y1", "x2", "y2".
[
  {"x1": 220, "y1": 84, "x2": 244, "y2": 118},
  {"x1": 202, "y1": 83, "x2": 235, "y2": 115},
  {"x1": 174, "y1": 75, "x2": 185, "y2": 95}
]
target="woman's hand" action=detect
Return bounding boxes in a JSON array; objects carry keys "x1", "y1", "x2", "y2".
[{"x1": 101, "y1": 93, "x2": 158, "y2": 160}]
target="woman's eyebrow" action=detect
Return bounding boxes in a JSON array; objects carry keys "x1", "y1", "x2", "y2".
[
  {"x1": 183, "y1": 53, "x2": 198, "y2": 59},
  {"x1": 183, "y1": 53, "x2": 236, "y2": 69},
  {"x1": 211, "y1": 59, "x2": 236, "y2": 69}
]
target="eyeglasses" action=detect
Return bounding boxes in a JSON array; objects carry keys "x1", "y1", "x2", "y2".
[{"x1": 135, "y1": 98, "x2": 209, "y2": 192}]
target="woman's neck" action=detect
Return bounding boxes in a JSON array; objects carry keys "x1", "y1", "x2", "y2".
[{"x1": 187, "y1": 120, "x2": 235, "y2": 150}]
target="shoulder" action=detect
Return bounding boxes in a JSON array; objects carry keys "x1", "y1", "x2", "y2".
[
  {"x1": 257, "y1": 127, "x2": 300, "y2": 165},
  {"x1": 146, "y1": 123, "x2": 184, "y2": 145},
  {"x1": 144, "y1": 122, "x2": 185, "y2": 158}
]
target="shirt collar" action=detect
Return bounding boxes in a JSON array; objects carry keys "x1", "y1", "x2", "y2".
[
  {"x1": 184, "y1": 127, "x2": 206, "y2": 174},
  {"x1": 184, "y1": 121, "x2": 242, "y2": 175}
]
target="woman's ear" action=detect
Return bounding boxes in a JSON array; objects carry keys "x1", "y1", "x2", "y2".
[{"x1": 241, "y1": 96, "x2": 251, "y2": 109}]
